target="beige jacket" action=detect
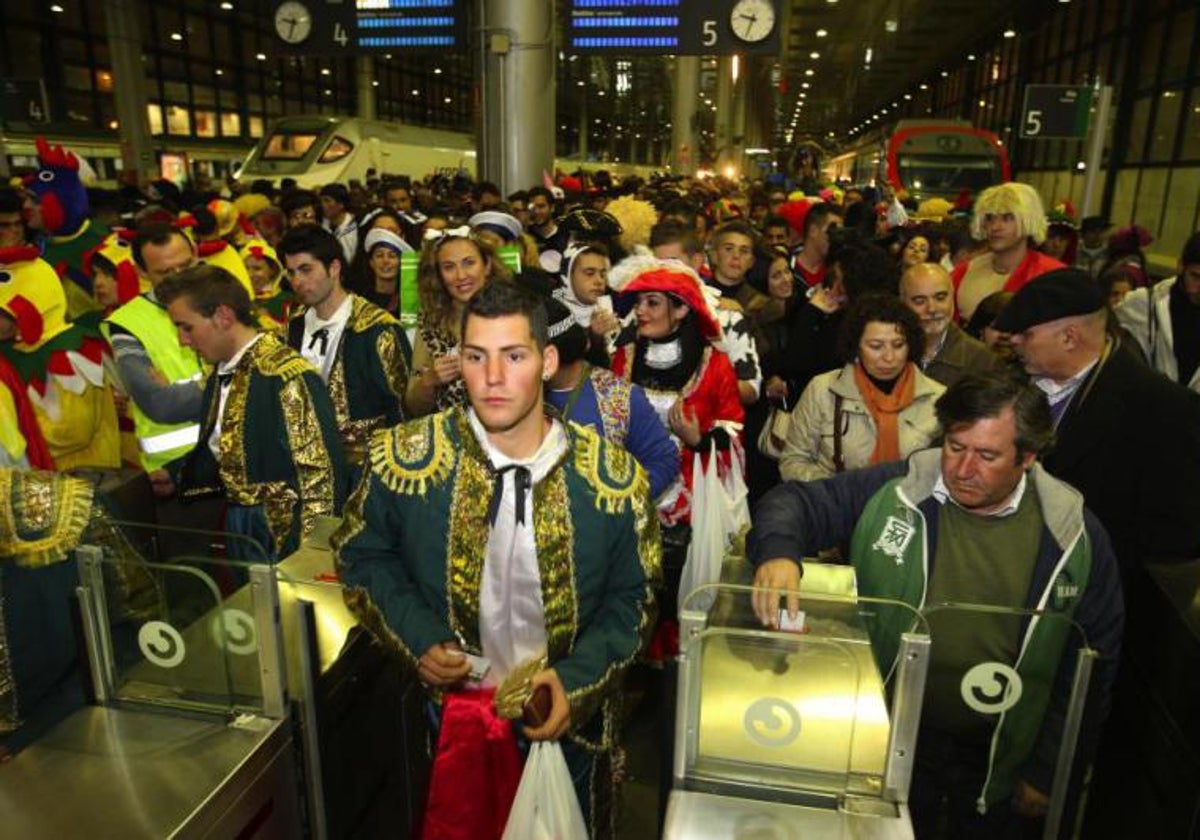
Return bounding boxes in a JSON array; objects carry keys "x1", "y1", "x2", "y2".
[{"x1": 779, "y1": 362, "x2": 945, "y2": 482}]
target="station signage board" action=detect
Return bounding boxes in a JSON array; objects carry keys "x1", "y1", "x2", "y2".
[
  {"x1": 1020, "y1": 85, "x2": 1093, "y2": 140},
  {"x1": 564, "y1": 0, "x2": 782, "y2": 55},
  {"x1": 272, "y1": 0, "x2": 468, "y2": 54}
]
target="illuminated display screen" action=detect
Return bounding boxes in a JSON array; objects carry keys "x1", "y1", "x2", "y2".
[
  {"x1": 565, "y1": 0, "x2": 781, "y2": 55},
  {"x1": 354, "y1": 0, "x2": 464, "y2": 49},
  {"x1": 274, "y1": 0, "x2": 467, "y2": 54}
]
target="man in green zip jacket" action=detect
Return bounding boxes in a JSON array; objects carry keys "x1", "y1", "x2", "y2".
[{"x1": 749, "y1": 371, "x2": 1123, "y2": 839}]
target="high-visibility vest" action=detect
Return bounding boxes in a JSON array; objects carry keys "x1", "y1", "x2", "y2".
[{"x1": 103, "y1": 296, "x2": 204, "y2": 472}]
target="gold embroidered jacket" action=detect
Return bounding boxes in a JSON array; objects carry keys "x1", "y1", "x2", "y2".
[
  {"x1": 181, "y1": 332, "x2": 348, "y2": 557},
  {"x1": 332, "y1": 407, "x2": 661, "y2": 730},
  {"x1": 287, "y1": 295, "x2": 409, "y2": 465}
]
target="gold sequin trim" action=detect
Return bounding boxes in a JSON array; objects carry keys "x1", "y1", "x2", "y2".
[
  {"x1": 533, "y1": 465, "x2": 578, "y2": 663},
  {"x1": 0, "y1": 469, "x2": 93, "y2": 568},
  {"x1": 371, "y1": 415, "x2": 456, "y2": 496},
  {"x1": 571, "y1": 424, "x2": 645, "y2": 515},
  {"x1": 445, "y1": 411, "x2": 490, "y2": 651}
]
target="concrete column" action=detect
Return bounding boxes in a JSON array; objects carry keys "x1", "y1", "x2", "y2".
[
  {"x1": 715, "y1": 56, "x2": 733, "y2": 157},
  {"x1": 480, "y1": 0, "x2": 555, "y2": 194},
  {"x1": 670, "y1": 56, "x2": 700, "y2": 175},
  {"x1": 356, "y1": 56, "x2": 377, "y2": 120},
  {"x1": 103, "y1": 0, "x2": 156, "y2": 182},
  {"x1": 730, "y1": 56, "x2": 747, "y2": 178}
]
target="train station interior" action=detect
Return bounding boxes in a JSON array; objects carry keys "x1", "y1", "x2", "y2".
[{"x1": 2, "y1": 1, "x2": 1200, "y2": 838}]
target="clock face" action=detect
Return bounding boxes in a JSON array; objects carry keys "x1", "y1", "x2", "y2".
[
  {"x1": 275, "y1": 1, "x2": 313, "y2": 45},
  {"x1": 730, "y1": 0, "x2": 777, "y2": 43}
]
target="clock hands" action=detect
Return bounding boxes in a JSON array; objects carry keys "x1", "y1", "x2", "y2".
[{"x1": 738, "y1": 12, "x2": 759, "y2": 38}]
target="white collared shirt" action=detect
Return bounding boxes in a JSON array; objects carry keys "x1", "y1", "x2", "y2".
[
  {"x1": 933, "y1": 471, "x2": 1028, "y2": 518},
  {"x1": 1033, "y1": 358, "x2": 1098, "y2": 408},
  {"x1": 467, "y1": 408, "x2": 569, "y2": 685},
  {"x1": 301, "y1": 294, "x2": 353, "y2": 382},
  {"x1": 208, "y1": 333, "x2": 263, "y2": 458}
]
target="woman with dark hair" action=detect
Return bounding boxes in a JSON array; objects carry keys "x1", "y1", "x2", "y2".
[
  {"x1": 610, "y1": 262, "x2": 743, "y2": 527},
  {"x1": 899, "y1": 228, "x2": 937, "y2": 269},
  {"x1": 403, "y1": 231, "x2": 512, "y2": 416},
  {"x1": 779, "y1": 294, "x2": 944, "y2": 481},
  {"x1": 611, "y1": 261, "x2": 744, "y2": 656}
]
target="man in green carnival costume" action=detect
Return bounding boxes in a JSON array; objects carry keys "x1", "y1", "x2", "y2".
[
  {"x1": 277, "y1": 224, "x2": 409, "y2": 469},
  {"x1": 334, "y1": 281, "x2": 660, "y2": 840},
  {"x1": 157, "y1": 264, "x2": 347, "y2": 561}
]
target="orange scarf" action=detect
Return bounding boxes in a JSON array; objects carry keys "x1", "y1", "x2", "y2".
[{"x1": 853, "y1": 362, "x2": 917, "y2": 465}]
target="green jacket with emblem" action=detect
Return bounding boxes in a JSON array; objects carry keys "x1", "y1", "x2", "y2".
[{"x1": 748, "y1": 448, "x2": 1123, "y2": 811}]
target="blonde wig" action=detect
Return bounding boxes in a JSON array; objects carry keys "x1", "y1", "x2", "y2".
[{"x1": 970, "y1": 182, "x2": 1049, "y2": 245}]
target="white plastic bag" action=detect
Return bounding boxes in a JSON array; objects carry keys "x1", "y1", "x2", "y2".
[
  {"x1": 502, "y1": 741, "x2": 588, "y2": 840},
  {"x1": 679, "y1": 442, "x2": 740, "y2": 610}
]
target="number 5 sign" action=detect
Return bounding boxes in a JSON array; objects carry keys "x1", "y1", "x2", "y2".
[{"x1": 1020, "y1": 85, "x2": 1093, "y2": 140}]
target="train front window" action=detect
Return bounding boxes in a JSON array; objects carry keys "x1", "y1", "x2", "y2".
[
  {"x1": 261, "y1": 131, "x2": 321, "y2": 161},
  {"x1": 318, "y1": 136, "x2": 354, "y2": 163},
  {"x1": 897, "y1": 155, "x2": 1000, "y2": 195}
]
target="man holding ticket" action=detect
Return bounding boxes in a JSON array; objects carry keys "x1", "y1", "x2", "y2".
[
  {"x1": 334, "y1": 281, "x2": 660, "y2": 840},
  {"x1": 747, "y1": 371, "x2": 1123, "y2": 839}
]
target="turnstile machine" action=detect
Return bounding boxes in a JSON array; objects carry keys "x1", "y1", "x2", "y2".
[{"x1": 664, "y1": 580, "x2": 930, "y2": 838}]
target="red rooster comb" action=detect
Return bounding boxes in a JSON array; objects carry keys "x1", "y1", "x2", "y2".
[{"x1": 35, "y1": 137, "x2": 80, "y2": 172}]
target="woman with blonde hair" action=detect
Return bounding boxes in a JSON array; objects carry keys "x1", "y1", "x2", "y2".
[
  {"x1": 951, "y1": 181, "x2": 1063, "y2": 323},
  {"x1": 403, "y1": 229, "x2": 513, "y2": 416}
]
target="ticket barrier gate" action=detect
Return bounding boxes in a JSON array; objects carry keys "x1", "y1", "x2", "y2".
[
  {"x1": 0, "y1": 517, "x2": 429, "y2": 839},
  {"x1": 664, "y1": 581, "x2": 930, "y2": 839},
  {"x1": 664, "y1": 577, "x2": 1100, "y2": 840}
]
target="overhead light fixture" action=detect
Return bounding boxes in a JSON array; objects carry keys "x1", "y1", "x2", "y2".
[
  {"x1": 967, "y1": 54, "x2": 976, "y2": 61},
  {"x1": 940, "y1": 70, "x2": 949, "y2": 77},
  {"x1": 810, "y1": 51, "x2": 820, "y2": 60},
  {"x1": 805, "y1": 69, "x2": 814, "y2": 76},
  {"x1": 219, "y1": 1, "x2": 233, "y2": 9},
  {"x1": 919, "y1": 83, "x2": 928, "y2": 90},
  {"x1": 170, "y1": 32, "x2": 183, "y2": 41},
  {"x1": 885, "y1": 20, "x2": 898, "y2": 33},
  {"x1": 256, "y1": 52, "x2": 267, "y2": 60},
  {"x1": 50, "y1": 3, "x2": 65, "y2": 11},
  {"x1": 816, "y1": 29, "x2": 828, "y2": 37},
  {"x1": 1003, "y1": 28, "x2": 1016, "y2": 38}
]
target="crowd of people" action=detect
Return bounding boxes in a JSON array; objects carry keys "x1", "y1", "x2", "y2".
[{"x1": 4, "y1": 141, "x2": 1200, "y2": 838}]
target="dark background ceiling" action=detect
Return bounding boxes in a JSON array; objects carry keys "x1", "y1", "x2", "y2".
[{"x1": 778, "y1": 0, "x2": 1044, "y2": 136}]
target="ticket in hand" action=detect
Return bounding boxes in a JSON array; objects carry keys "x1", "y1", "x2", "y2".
[{"x1": 777, "y1": 609, "x2": 807, "y2": 633}]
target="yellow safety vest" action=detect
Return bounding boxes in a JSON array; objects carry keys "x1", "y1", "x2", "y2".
[{"x1": 103, "y1": 296, "x2": 204, "y2": 472}]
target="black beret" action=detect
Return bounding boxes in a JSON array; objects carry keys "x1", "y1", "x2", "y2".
[
  {"x1": 992, "y1": 268, "x2": 1104, "y2": 333},
  {"x1": 1080, "y1": 216, "x2": 1110, "y2": 234}
]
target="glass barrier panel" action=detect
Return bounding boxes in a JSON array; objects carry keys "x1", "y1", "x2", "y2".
[
  {"x1": 918, "y1": 602, "x2": 1089, "y2": 786},
  {"x1": 82, "y1": 522, "x2": 274, "y2": 716},
  {"x1": 677, "y1": 583, "x2": 928, "y2": 803}
]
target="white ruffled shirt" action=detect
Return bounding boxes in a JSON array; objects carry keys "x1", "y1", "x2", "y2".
[
  {"x1": 301, "y1": 294, "x2": 353, "y2": 382},
  {"x1": 468, "y1": 408, "x2": 569, "y2": 685}
]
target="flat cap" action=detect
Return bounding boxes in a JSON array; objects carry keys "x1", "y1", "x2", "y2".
[{"x1": 992, "y1": 268, "x2": 1104, "y2": 333}]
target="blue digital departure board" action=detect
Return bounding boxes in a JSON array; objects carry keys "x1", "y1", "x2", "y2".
[
  {"x1": 272, "y1": 0, "x2": 467, "y2": 54},
  {"x1": 565, "y1": 0, "x2": 781, "y2": 55}
]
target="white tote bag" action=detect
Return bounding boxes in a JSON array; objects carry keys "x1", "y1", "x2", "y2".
[{"x1": 502, "y1": 741, "x2": 588, "y2": 840}]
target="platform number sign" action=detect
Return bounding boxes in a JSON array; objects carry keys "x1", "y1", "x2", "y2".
[
  {"x1": 272, "y1": 0, "x2": 468, "y2": 55},
  {"x1": 566, "y1": 0, "x2": 782, "y2": 55},
  {"x1": 1020, "y1": 85, "x2": 1094, "y2": 140}
]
